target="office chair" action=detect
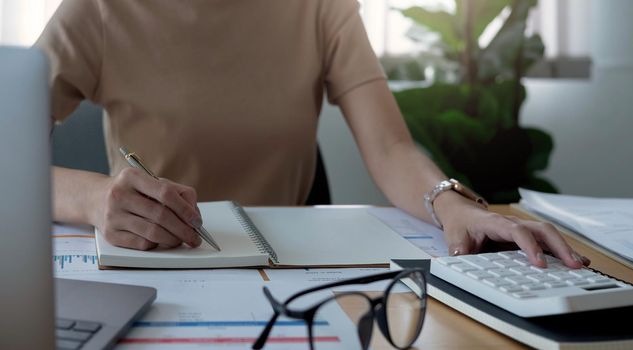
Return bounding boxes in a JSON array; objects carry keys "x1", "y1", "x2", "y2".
[{"x1": 51, "y1": 101, "x2": 109, "y2": 174}]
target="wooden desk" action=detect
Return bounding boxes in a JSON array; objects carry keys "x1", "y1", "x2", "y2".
[{"x1": 337, "y1": 205, "x2": 633, "y2": 350}]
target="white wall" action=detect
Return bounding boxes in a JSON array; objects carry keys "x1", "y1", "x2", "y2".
[
  {"x1": 521, "y1": 0, "x2": 633, "y2": 197},
  {"x1": 317, "y1": 102, "x2": 390, "y2": 205},
  {"x1": 318, "y1": 0, "x2": 633, "y2": 203}
]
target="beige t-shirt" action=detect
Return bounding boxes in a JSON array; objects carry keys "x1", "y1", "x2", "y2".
[{"x1": 36, "y1": 0, "x2": 386, "y2": 205}]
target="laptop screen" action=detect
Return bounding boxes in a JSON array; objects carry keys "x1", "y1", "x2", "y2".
[{"x1": 0, "y1": 46, "x2": 55, "y2": 348}]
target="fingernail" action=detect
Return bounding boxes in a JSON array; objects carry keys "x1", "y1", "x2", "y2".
[
  {"x1": 188, "y1": 234, "x2": 202, "y2": 248},
  {"x1": 450, "y1": 249, "x2": 461, "y2": 256},
  {"x1": 581, "y1": 255, "x2": 591, "y2": 266},
  {"x1": 572, "y1": 252, "x2": 584, "y2": 264},
  {"x1": 191, "y1": 217, "x2": 202, "y2": 228},
  {"x1": 536, "y1": 252, "x2": 547, "y2": 266}
]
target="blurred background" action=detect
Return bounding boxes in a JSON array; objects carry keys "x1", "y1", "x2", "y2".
[{"x1": 1, "y1": 0, "x2": 631, "y2": 204}]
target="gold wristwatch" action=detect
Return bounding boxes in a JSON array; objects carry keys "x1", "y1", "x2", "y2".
[{"x1": 423, "y1": 179, "x2": 488, "y2": 228}]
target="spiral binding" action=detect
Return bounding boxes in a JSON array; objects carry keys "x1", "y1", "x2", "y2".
[{"x1": 230, "y1": 201, "x2": 279, "y2": 264}]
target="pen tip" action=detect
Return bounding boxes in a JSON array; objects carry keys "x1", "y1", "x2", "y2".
[{"x1": 119, "y1": 147, "x2": 129, "y2": 156}]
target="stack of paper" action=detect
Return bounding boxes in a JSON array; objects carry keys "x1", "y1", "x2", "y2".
[{"x1": 516, "y1": 188, "x2": 633, "y2": 268}]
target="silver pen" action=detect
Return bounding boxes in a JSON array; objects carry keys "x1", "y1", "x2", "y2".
[{"x1": 119, "y1": 147, "x2": 221, "y2": 251}]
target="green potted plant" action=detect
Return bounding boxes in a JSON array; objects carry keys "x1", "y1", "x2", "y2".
[{"x1": 387, "y1": 0, "x2": 556, "y2": 203}]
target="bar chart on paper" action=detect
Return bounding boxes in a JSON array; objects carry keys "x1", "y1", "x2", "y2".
[
  {"x1": 52, "y1": 224, "x2": 99, "y2": 274},
  {"x1": 53, "y1": 254, "x2": 98, "y2": 272}
]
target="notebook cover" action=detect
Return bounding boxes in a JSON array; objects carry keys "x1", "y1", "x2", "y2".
[{"x1": 392, "y1": 259, "x2": 633, "y2": 349}]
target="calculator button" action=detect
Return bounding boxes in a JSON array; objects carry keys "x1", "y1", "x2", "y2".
[
  {"x1": 437, "y1": 257, "x2": 462, "y2": 266},
  {"x1": 467, "y1": 270, "x2": 495, "y2": 280},
  {"x1": 465, "y1": 260, "x2": 498, "y2": 270},
  {"x1": 569, "y1": 269, "x2": 599, "y2": 278},
  {"x1": 509, "y1": 266, "x2": 537, "y2": 275},
  {"x1": 511, "y1": 291, "x2": 537, "y2": 299},
  {"x1": 483, "y1": 278, "x2": 512, "y2": 288},
  {"x1": 586, "y1": 276, "x2": 612, "y2": 284},
  {"x1": 522, "y1": 283, "x2": 546, "y2": 291},
  {"x1": 505, "y1": 276, "x2": 534, "y2": 285},
  {"x1": 512, "y1": 258, "x2": 531, "y2": 266},
  {"x1": 488, "y1": 268, "x2": 515, "y2": 278},
  {"x1": 566, "y1": 278, "x2": 590, "y2": 286},
  {"x1": 527, "y1": 274, "x2": 556, "y2": 283},
  {"x1": 544, "y1": 281, "x2": 568, "y2": 288},
  {"x1": 479, "y1": 253, "x2": 505, "y2": 261},
  {"x1": 494, "y1": 260, "x2": 520, "y2": 268},
  {"x1": 498, "y1": 251, "x2": 524, "y2": 260},
  {"x1": 548, "y1": 271, "x2": 575, "y2": 280},
  {"x1": 451, "y1": 263, "x2": 478, "y2": 273},
  {"x1": 548, "y1": 263, "x2": 569, "y2": 271},
  {"x1": 499, "y1": 285, "x2": 523, "y2": 293}
]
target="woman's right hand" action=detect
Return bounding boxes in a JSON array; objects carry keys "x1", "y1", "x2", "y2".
[{"x1": 93, "y1": 167, "x2": 203, "y2": 250}]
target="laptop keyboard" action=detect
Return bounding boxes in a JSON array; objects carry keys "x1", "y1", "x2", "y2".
[{"x1": 56, "y1": 318, "x2": 102, "y2": 350}]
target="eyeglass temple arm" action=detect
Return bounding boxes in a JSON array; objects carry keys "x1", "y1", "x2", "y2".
[
  {"x1": 285, "y1": 270, "x2": 404, "y2": 304},
  {"x1": 252, "y1": 287, "x2": 282, "y2": 349}
]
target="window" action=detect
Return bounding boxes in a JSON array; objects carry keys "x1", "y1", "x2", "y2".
[
  {"x1": 0, "y1": 0, "x2": 61, "y2": 46},
  {"x1": 359, "y1": 0, "x2": 591, "y2": 79}
]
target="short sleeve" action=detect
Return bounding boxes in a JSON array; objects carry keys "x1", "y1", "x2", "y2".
[
  {"x1": 34, "y1": 0, "x2": 103, "y2": 122},
  {"x1": 320, "y1": 0, "x2": 386, "y2": 104}
]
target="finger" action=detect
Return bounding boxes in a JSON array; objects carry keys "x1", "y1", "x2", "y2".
[
  {"x1": 103, "y1": 229, "x2": 158, "y2": 251},
  {"x1": 121, "y1": 168, "x2": 200, "y2": 228},
  {"x1": 166, "y1": 180, "x2": 203, "y2": 227},
  {"x1": 443, "y1": 226, "x2": 475, "y2": 256},
  {"x1": 116, "y1": 214, "x2": 182, "y2": 247},
  {"x1": 169, "y1": 180, "x2": 198, "y2": 206},
  {"x1": 479, "y1": 216, "x2": 547, "y2": 267},
  {"x1": 508, "y1": 219, "x2": 585, "y2": 268},
  {"x1": 122, "y1": 191, "x2": 201, "y2": 247}
]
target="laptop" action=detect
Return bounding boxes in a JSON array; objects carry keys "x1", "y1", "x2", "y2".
[{"x1": 0, "y1": 46, "x2": 156, "y2": 350}]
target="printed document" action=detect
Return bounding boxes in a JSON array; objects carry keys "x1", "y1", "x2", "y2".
[{"x1": 518, "y1": 188, "x2": 633, "y2": 266}]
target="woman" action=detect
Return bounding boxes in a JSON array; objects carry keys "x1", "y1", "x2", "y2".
[{"x1": 37, "y1": 0, "x2": 588, "y2": 268}]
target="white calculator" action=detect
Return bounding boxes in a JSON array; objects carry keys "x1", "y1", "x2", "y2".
[{"x1": 430, "y1": 250, "x2": 633, "y2": 317}]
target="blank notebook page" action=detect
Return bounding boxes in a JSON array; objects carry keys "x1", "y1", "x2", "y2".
[{"x1": 245, "y1": 207, "x2": 428, "y2": 266}]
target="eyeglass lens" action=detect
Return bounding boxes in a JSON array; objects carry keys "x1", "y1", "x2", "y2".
[
  {"x1": 312, "y1": 293, "x2": 374, "y2": 350},
  {"x1": 311, "y1": 270, "x2": 426, "y2": 350},
  {"x1": 385, "y1": 270, "x2": 426, "y2": 348}
]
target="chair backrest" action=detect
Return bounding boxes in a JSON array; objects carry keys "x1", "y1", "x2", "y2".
[{"x1": 51, "y1": 101, "x2": 109, "y2": 174}]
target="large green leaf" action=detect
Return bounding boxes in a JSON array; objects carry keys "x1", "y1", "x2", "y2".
[
  {"x1": 400, "y1": 7, "x2": 463, "y2": 52},
  {"x1": 485, "y1": 80, "x2": 526, "y2": 127},
  {"x1": 477, "y1": 0, "x2": 541, "y2": 81},
  {"x1": 524, "y1": 127, "x2": 554, "y2": 172},
  {"x1": 455, "y1": 0, "x2": 512, "y2": 42},
  {"x1": 521, "y1": 34, "x2": 545, "y2": 71},
  {"x1": 478, "y1": 22, "x2": 525, "y2": 81},
  {"x1": 522, "y1": 176, "x2": 558, "y2": 194}
]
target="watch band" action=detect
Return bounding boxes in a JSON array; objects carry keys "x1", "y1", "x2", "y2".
[{"x1": 424, "y1": 179, "x2": 488, "y2": 228}]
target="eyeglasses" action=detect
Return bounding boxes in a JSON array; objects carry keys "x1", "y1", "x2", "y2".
[{"x1": 252, "y1": 268, "x2": 427, "y2": 350}]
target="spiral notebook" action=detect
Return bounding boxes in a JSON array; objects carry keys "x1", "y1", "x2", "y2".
[{"x1": 95, "y1": 201, "x2": 428, "y2": 269}]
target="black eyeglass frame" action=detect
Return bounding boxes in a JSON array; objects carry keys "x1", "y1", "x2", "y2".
[{"x1": 252, "y1": 268, "x2": 427, "y2": 350}]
